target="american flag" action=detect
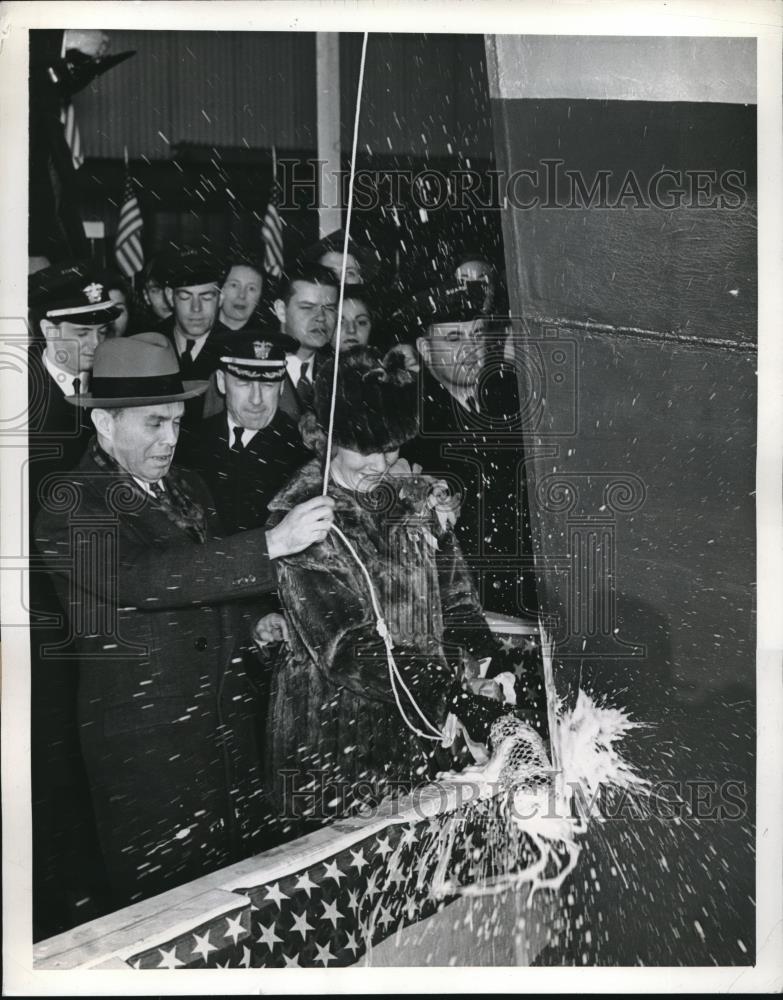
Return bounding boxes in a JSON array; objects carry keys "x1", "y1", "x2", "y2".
[
  {"x1": 60, "y1": 101, "x2": 83, "y2": 170},
  {"x1": 262, "y1": 164, "x2": 284, "y2": 278},
  {"x1": 122, "y1": 797, "x2": 546, "y2": 969},
  {"x1": 114, "y1": 174, "x2": 145, "y2": 279}
]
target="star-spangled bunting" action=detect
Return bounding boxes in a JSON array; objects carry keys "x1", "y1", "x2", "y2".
[
  {"x1": 124, "y1": 797, "x2": 542, "y2": 969},
  {"x1": 126, "y1": 814, "x2": 456, "y2": 968}
]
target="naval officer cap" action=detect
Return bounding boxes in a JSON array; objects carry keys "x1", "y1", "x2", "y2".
[{"x1": 216, "y1": 327, "x2": 299, "y2": 383}]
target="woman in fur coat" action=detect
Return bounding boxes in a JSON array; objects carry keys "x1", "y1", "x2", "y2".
[{"x1": 264, "y1": 346, "x2": 544, "y2": 836}]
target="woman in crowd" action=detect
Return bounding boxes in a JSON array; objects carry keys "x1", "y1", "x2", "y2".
[
  {"x1": 264, "y1": 346, "x2": 545, "y2": 835},
  {"x1": 332, "y1": 285, "x2": 373, "y2": 352},
  {"x1": 99, "y1": 269, "x2": 132, "y2": 336}
]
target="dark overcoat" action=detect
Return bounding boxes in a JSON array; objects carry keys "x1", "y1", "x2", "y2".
[
  {"x1": 401, "y1": 364, "x2": 539, "y2": 617},
  {"x1": 179, "y1": 409, "x2": 310, "y2": 535},
  {"x1": 34, "y1": 442, "x2": 281, "y2": 908},
  {"x1": 264, "y1": 459, "x2": 505, "y2": 834}
]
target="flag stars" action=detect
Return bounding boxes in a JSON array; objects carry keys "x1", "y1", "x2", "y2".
[
  {"x1": 282, "y1": 952, "x2": 301, "y2": 968},
  {"x1": 314, "y1": 941, "x2": 336, "y2": 967},
  {"x1": 373, "y1": 835, "x2": 393, "y2": 859},
  {"x1": 349, "y1": 847, "x2": 368, "y2": 872},
  {"x1": 320, "y1": 898, "x2": 343, "y2": 928},
  {"x1": 347, "y1": 887, "x2": 360, "y2": 913},
  {"x1": 156, "y1": 945, "x2": 184, "y2": 969},
  {"x1": 322, "y1": 858, "x2": 345, "y2": 885},
  {"x1": 190, "y1": 930, "x2": 217, "y2": 963},
  {"x1": 400, "y1": 824, "x2": 418, "y2": 847},
  {"x1": 364, "y1": 869, "x2": 380, "y2": 899},
  {"x1": 290, "y1": 910, "x2": 315, "y2": 940},
  {"x1": 343, "y1": 930, "x2": 360, "y2": 956},
  {"x1": 294, "y1": 870, "x2": 319, "y2": 897},
  {"x1": 385, "y1": 864, "x2": 407, "y2": 888},
  {"x1": 263, "y1": 882, "x2": 289, "y2": 908},
  {"x1": 223, "y1": 912, "x2": 245, "y2": 946},
  {"x1": 377, "y1": 903, "x2": 395, "y2": 929},
  {"x1": 258, "y1": 920, "x2": 282, "y2": 951}
]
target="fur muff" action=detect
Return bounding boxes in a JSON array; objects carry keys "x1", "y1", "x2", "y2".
[{"x1": 313, "y1": 345, "x2": 419, "y2": 455}]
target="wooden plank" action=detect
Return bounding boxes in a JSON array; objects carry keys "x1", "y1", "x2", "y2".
[{"x1": 34, "y1": 889, "x2": 248, "y2": 970}]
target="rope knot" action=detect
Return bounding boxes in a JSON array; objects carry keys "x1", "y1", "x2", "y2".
[{"x1": 375, "y1": 618, "x2": 393, "y2": 646}]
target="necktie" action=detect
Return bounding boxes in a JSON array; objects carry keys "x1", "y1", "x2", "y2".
[
  {"x1": 465, "y1": 394, "x2": 479, "y2": 414},
  {"x1": 72, "y1": 376, "x2": 82, "y2": 396},
  {"x1": 296, "y1": 361, "x2": 314, "y2": 407},
  {"x1": 150, "y1": 481, "x2": 165, "y2": 501},
  {"x1": 231, "y1": 425, "x2": 245, "y2": 452},
  {"x1": 181, "y1": 340, "x2": 196, "y2": 367}
]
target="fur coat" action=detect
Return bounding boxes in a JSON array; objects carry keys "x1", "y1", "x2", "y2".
[{"x1": 265, "y1": 458, "x2": 504, "y2": 833}]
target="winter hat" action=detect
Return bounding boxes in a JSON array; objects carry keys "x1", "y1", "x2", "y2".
[{"x1": 313, "y1": 345, "x2": 418, "y2": 455}]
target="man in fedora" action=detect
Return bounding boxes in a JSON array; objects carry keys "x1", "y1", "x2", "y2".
[{"x1": 34, "y1": 331, "x2": 335, "y2": 910}]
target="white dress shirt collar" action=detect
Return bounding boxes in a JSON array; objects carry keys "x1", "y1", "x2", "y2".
[
  {"x1": 226, "y1": 414, "x2": 259, "y2": 449},
  {"x1": 174, "y1": 329, "x2": 208, "y2": 361},
  {"x1": 133, "y1": 476, "x2": 165, "y2": 497},
  {"x1": 44, "y1": 354, "x2": 86, "y2": 396},
  {"x1": 285, "y1": 353, "x2": 315, "y2": 384}
]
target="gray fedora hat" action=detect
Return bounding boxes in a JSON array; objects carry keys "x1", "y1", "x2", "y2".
[{"x1": 67, "y1": 331, "x2": 208, "y2": 408}]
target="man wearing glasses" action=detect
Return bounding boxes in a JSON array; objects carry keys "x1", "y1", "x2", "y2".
[{"x1": 401, "y1": 282, "x2": 539, "y2": 621}]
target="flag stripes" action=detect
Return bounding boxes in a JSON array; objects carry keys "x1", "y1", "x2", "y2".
[
  {"x1": 60, "y1": 102, "x2": 84, "y2": 170},
  {"x1": 114, "y1": 175, "x2": 145, "y2": 278},
  {"x1": 262, "y1": 175, "x2": 284, "y2": 277}
]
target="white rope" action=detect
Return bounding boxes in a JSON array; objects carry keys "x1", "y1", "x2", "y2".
[
  {"x1": 322, "y1": 32, "x2": 368, "y2": 495},
  {"x1": 332, "y1": 525, "x2": 443, "y2": 742},
  {"x1": 317, "y1": 34, "x2": 443, "y2": 743}
]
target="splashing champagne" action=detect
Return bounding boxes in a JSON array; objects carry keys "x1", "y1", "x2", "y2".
[{"x1": 431, "y1": 632, "x2": 649, "y2": 903}]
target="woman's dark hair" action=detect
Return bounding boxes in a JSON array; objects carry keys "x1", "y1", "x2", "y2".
[
  {"x1": 342, "y1": 284, "x2": 373, "y2": 317},
  {"x1": 97, "y1": 269, "x2": 131, "y2": 300}
]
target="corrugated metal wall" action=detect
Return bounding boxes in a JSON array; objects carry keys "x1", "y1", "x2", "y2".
[
  {"x1": 340, "y1": 33, "x2": 492, "y2": 158},
  {"x1": 62, "y1": 31, "x2": 500, "y2": 266},
  {"x1": 74, "y1": 30, "x2": 318, "y2": 159},
  {"x1": 74, "y1": 31, "x2": 492, "y2": 162}
]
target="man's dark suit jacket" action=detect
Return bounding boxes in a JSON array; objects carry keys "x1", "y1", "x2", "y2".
[
  {"x1": 180, "y1": 410, "x2": 310, "y2": 535},
  {"x1": 34, "y1": 444, "x2": 282, "y2": 909},
  {"x1": 401, "y1": 364, "x2": 539, "y2": 618},
  {"x1": 278, "y1": 346, "x2": 332, "y2": 422}
]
